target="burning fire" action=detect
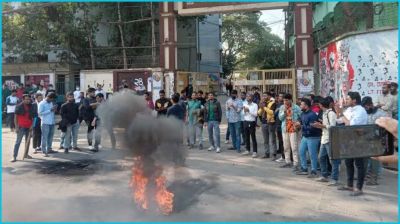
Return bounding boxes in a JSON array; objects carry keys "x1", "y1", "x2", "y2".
[{"x1": 130, "y1": 157, "x2": 174, "y2": 215}]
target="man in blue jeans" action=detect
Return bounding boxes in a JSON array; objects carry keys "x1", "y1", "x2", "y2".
[
  {"x1": 296, "y1": 98, "x2": 322, "y2": 178},
  {"x1": 60, "y1": 92, "x2": 81, "y2": 154},
  {"x1": 311, "y1": 97, "x2": 341, "y2": 185},
  {"x1": 204, "y1": 92, "x2": 222, "y2": 153},
  {"x1": 38, "y1": 92, "x2": 57, "y2": 157},
  {"x1": 225, "y1": 90, "x2": 243, "y2": 152}
]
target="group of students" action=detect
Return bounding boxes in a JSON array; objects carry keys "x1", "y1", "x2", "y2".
[{"x1": 8, "y1": 86, "x2": 108, "y2": 162}]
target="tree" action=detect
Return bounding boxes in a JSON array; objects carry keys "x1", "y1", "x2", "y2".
[{"x1": 221, "y1": 12, "x2": 286, "y2": 77}]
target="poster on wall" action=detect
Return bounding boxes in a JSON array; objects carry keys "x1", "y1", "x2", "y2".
[
  {"x1": 2, "y1": 76, "x2": 21, "y2": 89},
  {"x1": 152, "y1": 72, "x2": 163, "y2": 103},
  {"x1": 113, "y1": 70, "x2": 151, "y2": 95},
  {"x1": 297, "y1": 69, "x2": 314, "y2": 97},
  {"x1": 319, "y1": 29, "x2": 398, "y2": 106},
  {"x1": 25, "y1": 74, "x2": 51, "y2": 89}
]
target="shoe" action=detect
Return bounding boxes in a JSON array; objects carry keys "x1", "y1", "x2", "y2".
[
  {"x1": 33, "y1": 149, "x2": 39, "y2": 154},
  {"x1": 307, "y1": 172, "x2": 318, "y2": 178},
  {"x1": 275, "y1": 157, "x2": 285, "y2": 163},
  {"x1": 44, "y1": 154, "x2": 49, "y2": 157},
  {"x1": 350, "y1": 189, "x2": 363, "y2": 196},
  {"x1": 262, "y1": 155, "x2": 270, "y2": 159},
  {"x1": 24, "y1": 155, "x2": 33, "y2": 159},
  {"x1": 216, "y1": 147, "x2": 221, "y2": 153},
  {"x1": 227, "y1": 147, "x2": 235, "y2": 150},
  {"x1": 327, "y1": 180, "x2": 340, "y2": 186},
  {"x1": 296, "y1": 170, "x2": 309, "y2": 175},
  {"x1": 280, "y1": 163, "x2": 292, "y2": 168},
  {"x1": 198, "y1": 144, "x2": 203, "y2": 150},
  {"x1": 337, "y1": 186, "x2": 353, "y2": 191},
  {"x1": 10, "y1": 158, "x2": 16, "y2": 163},
  {"x1": 242, "y1": 151, "x2": 250, "y2": 155},
  {"x1": 89, "y1": 149, "x2": 99, "y2": 153},
  {"x1": 208, "y1": 146, "x2": 215, "y2": 151},
  {"x1": 366, "y1": 180, "x2": 379, "y2": 186},
  {"x1": 316, "y1": 177, "x2": 329, "y2": 182},
  {"x1": 292, "y1": 166, "x2": 300, "y2": 172},
  {"x1": 224, "y1": 140, "x2": 229, "y2": 144},
  {"x1": 73, "y1": 147, "x2": 82, "y2": 151},
  {"x1": 252, "y1": 152, "x2": 258, "y2": 158},
  {"x1": 48, "y1": 150, "x2": 58, "y2": 154},
  {"x1": 99, "y1": 144, "x2": 102, "y2": 149},
  {"x1": 59, "y1": 146, "x2": 64, "y2": 150},
  {"x1": 88, "y1": 145, "x2": 94, "y2": 150}
]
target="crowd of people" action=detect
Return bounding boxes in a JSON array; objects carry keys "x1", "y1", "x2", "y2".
[{"x1": 4, "y1": 80, "x2": 398, "y2": 197}]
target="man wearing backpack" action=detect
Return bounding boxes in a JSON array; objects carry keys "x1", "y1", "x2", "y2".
[{"x1": 311, "y1": 97, "x2": 341, "y2": 185}]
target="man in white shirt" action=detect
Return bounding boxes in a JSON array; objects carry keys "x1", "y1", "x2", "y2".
[
  {"x1": 73, "y1": 86, "x2": 82, "y2": 103},
  {"x1": 95, "y1": 84, "x2": 107, "y2": 100},
  {"x1": 312, "y1": 97, "x2": 341, "y2": 185},
  {"x1": 242, "y1": 93, "x2": 259, "y2": 158},
  {"x1": 6, "y1": 90, "x2": 19, "y2": 132},
  {"x1": 337, "y1": 91, "x2": 368, "y2": 196}
]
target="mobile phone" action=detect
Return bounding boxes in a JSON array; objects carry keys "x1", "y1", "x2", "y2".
[{"x1": 329, "y1": 124, "x2": 391, "y2": 160}]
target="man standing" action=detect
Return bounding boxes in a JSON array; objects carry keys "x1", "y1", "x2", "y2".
[
  {"x1": 361, "y1": 96, "x2": 389, "y2": 186},
  {"x1": 32, "y1": 93, "x2": 43, "y2": 154},
  {"x1": 390, "y1": 82, "x2": 398, "y2": 118},
  {"x1": 337, "y1": 92, "x2": 368, "y2": 196},
  {"x1": 278, "y1": 93, "x2": 302, "y2": 170},
  {"x1": 90, "y1": 93, "x2": 105, "y2": 152},
  {"x1": 6, "y1": 90, "x2": 19, "y2": 132},
  {"x1": 296, "y1": 98, "x2": 322, "y2": 178},
  {"x1": 242, "y1": 93, "x2": 259, "y2": 158},
  {"x1": 204, "y1": 92, "x2": 222, "y2": 153},
  {"x1": 258, "y1": 92, "x2": 277, "y2": 159},
  {"x1": 45, "y1": 84, "x2": 56, "y2": 97},
  {"x1": 155, "y1": 90, "x2": 172, "y2": 117},
  {"x1": 73, "y1": 86, "x2": 82, "y2": 104},
  {"x1": 377, "y1": 83, "x2": 395, "y2": 117},
  {"x1": 144, "y1": 91, "x2": 155, "y2": 110},
  {"x1": 38, "y1": 92, "x2": 57, "y2": 157},
  {"x1": 95, "y1": 84, "x2": 107, "y2": 100},
  {"x1": 240, "y1": 92, "x2": 247, "y2": 145},
  {"x1": 10, "y1": 94, "x2": 35, "y2": 162},
  {"x1": 274, "y1": 92, "x2": 285, "y2": 162},
  {"x1": 311, "y1": 97, "x2": 341, "y2": 185},
  {"x1": 167, "y1": 93, "x2": 185, "y2": 121},
  {"x1": 60, "y1": 92, "x2": 80, "y2": 154},
  {"x1": 226, "y1": 90, "x2": 243, "y2": 153},
  {"x1": 187, "y1": 92, "x2": 203, "y2": 149},
  {"x1": 81, "y1": 88, "x2": 97, "y2": 150},
  {"x1": 197, "y1": 90, "x2": 207, "y2": 106}
]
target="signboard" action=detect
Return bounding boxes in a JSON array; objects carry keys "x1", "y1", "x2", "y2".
[
  {"x1": 177, "y1": 2, "x2": 288, "y2": 16},
  {"x1": 2, "y1": 75, "x2": 21, "y2": 90},
  {"x1": 25, "y1": 73, "x2": 54, "y2": 89},
  {"x1": 297, "y1": 70, "x2": 314, "y2": 97},
  {"x1": 113, "y1": 70, "x2": 152, "y2": 95}
]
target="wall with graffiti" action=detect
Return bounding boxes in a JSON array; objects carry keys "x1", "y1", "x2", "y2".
[{"x1": 319, "y1": 29, "x2": 398, "y2": 105}]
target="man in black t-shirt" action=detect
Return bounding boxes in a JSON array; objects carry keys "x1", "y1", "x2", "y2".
[{"x1": 155, "y1": 90, "x2": 172, "y2": 117}]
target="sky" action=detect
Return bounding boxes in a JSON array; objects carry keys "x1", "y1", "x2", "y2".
[{"x1": 260, "y1": 9, "x2": 285, "y2": 40}]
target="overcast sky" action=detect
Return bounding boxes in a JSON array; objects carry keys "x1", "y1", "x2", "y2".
[{"x1": 260, "y1": 9, "x2": 285, "y2": 40}]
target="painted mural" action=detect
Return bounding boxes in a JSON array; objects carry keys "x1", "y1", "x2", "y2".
[{"x1": 319, "y1": 29, "x2": 398, "y2": 106}]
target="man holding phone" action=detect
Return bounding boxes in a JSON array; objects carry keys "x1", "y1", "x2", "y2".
[{"x1": 38, "y1": 92, "x2": 57, "y2": 157}]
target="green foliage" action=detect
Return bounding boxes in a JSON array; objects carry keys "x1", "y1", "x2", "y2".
[{"x1": 222, "y1": 12, "x2": 285, "y2": 77}]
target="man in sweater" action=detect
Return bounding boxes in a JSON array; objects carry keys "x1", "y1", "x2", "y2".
[
  {"x1": 204, "y1": 92, "x2": 222, "y2": 153},
  {"x1": 296, "y1": 98, "x2": 322, "y2": 178},
  {"x1": 155, "y1": 90, "x2": 172, "y2": 117},
  {"x1": 11, "y1": 94, "x2": 35, "y2": 162},
  {"x1": 258, "y1": 91, "x2": 277, "y2": 159},
  {"x1": 60, "y1": 92, "x2": 81, "y2": 153}
]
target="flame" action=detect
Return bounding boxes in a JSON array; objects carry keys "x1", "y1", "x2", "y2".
[
  {"x1": 130, "y1": 157, "x2": 149, "y2": 210},
  {"x1": 130, "y1": 157, "x2": 174, "y2": 215},
  {"x1": 155, "y1": 175, "x2": 174, "y2": 215}
]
